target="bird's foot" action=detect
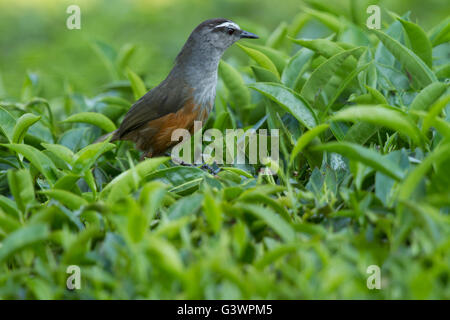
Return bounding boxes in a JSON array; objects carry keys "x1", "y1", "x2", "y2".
[{"x1": 200, "y1": 162, "x2": 221, "y2": 175}]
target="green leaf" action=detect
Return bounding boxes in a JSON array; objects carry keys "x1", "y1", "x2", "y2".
[
  {"x1": 41, "y1": 143, "x2": 75, "y2": 165},
  {"x1": 221, "y1": 167, "x2": 254, "y2": 179},
  {"x1": 0, "y1": 213, "x2": 21, "y2": 235},
  {"x1": 428, "y1": 17, "x2": 450, "y2": 47},
  {"x1": 12, "y1": 113, "x2": 41, "y2": 144},
  {"x1": 254, "y1": 243, "x2": 300, "y2": 269},
  {"x1": 126, "y1": 68, "x2": 147, "y2": 100},
  {"x1": 168, "y1": 193, "x2": 203, "y2": 220},
  {"x1": 139, "y1": 181, "x2": 167, "y2": 221},
  {"x1": 203, "y1": 189, "x2": 223, "y2": 233},
  {"x1": 409, "y1": 82, "x2": 448, "y2": 111},
  {"x1": 398, "y1": 18, "x2": 433, "y2": 67},
  {"x1": 344, "y1": 122, "x2": 379, "y2": 145},
  {"x1": 372, "y1": 29, "x2": 437, "y2": 88},
  {"x1": 116, "y1": 43, "x2": 136, "y2": 73},
  {"x1": 288, "y1": 12, "x2": 310, "y2": 37},
  {"x1": 397, "y1": 142, "x2": 450, "y2": 201},
  {"x1": 240, "y1": 43, "x2": 288, "y2": 74},
  {"x1": 62, "y1": 226, "x2": 101, "y2": 264},
  {"x1": 251, "y1": 66, "x2": 280, "y2": 83},
  {"x1": 7, "y1": 169, "x2": 35, "y2": 213},
  {"x1": 237, "y1": 203, "x2": 296, "y2": 242},
  {"x1": 146, "y1": 236, "x2": 184, "y2": 277},
  {"x1": 290, "y1": 124, "x2": 329, "y2": 166},
  {"x1": 301, "y1": 48, "x2": 363, "y2": 104},
  {"x1": 39, "y1": 189, "x2": 88, "y2": 210},
  {"x1": 281, "y1": 48, "x2": 314, "y2": 89},
  {"x1": 332, "y1": 105, "x2": 422, "y2": 145},
  {"x1": 323, "y1": 62, "x2": 372, "y2": 115},
  {"x1": 219, "y1": 60, "x2": 251, "y2": 107},
  {"x1": 304, "y1": 7, "x2": 341, "y2": 32},
  {"x1": 0, "y1": 224, "x2": 49, "y2": 263},
  {"x1": 72, "y1": 141, "x2": 115, "y2": 174},
  {"x1": 357, "y1": 49, "x2": 377, "y2": 89},
  {"x1": 0, "y1": 195, "x2": 21, "y2": 219},
  {"x1": 365, "y1": 85, "x2": 388, "y2": 104},
  {"x1": 290, "y1": 38, "x2": 344, "y2": 58},
  {"x1": 435, "y1": 63, "x2": 450, "y2": 79},
  {"x1": 97, "y1": 96, "x2": 131, "y2": 109},
  {"x1": 63, "y1": 112, "x2": 116, "y2": 132},
  {"x1": 91, "y1": 40, "x2": 118, "y2": 80},
  {"x1": 422, "y1": 95, "x2": 450, "y2": 134},
  {"x1": 53, "y1": 174, "x2": 81, "y2": 192},
  {"x1": 2, "y1": 144, "x2": 58, "y2": 184},
  {"x1": 266, "y1": 21, "x2": 288, "y2": 49},
  {"x1": 312, "y1": 142, "x2": 404, "y2": 181},
  {"x1": 101, "y1": 157, "x2": 169, "y2": 202},
  {"x1": 237, "y1": 44, "x2": 280, "y2": 78},
  {"x1": 238, "y1": 192, "x2": 291, "y2": 221},
  {"x1": 0, "y1": 106, "x2": 16, "y2": 143},
  {"x1": 249, "y1": 82, "x2": 317, "y2": 129}
]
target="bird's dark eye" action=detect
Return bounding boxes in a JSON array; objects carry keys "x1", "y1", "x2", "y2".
[{"x1": 227, "y1": 28, "x2": 235, "y2": 35}]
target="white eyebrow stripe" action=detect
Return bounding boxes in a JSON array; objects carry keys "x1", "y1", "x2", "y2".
[{"x1": 215, "y1": 22, "x2": 240, "y2": 30}]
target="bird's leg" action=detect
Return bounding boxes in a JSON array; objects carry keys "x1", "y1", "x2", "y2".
[
  {"x1": 140, "y1": 151, "x2": 153, "y2": 161},
  {"x1": 200, "y1": 161, "x2": 221, "y2": 175}
]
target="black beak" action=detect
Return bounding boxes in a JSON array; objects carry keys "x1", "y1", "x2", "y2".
[{"x1": 240, "y1": 30, "x2": 259, "y2": 39}]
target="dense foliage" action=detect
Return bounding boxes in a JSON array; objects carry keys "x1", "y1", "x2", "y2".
[{"x1": 0, "y1": 4, "x2": 449, "y2": 299}]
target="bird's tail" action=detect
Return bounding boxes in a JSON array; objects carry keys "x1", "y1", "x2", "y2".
[{"x1": 94, "y1": 129, "x2": 118, "y2": 144}]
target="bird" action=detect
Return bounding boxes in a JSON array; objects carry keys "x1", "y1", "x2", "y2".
[{"x1": 98, "y1": 18, "x2": 258, "y2": 160}]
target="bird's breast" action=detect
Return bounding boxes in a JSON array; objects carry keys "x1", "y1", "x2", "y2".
[{"x1": 192, "y1": 79, "x2": 216, "y2": 121}]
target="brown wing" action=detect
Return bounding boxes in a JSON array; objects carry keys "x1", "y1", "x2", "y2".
[{"x1": 116, "y1": 77, "x2": 191, "y2": 139}]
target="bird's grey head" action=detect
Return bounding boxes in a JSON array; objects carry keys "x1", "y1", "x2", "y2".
[
  {"x1": 172, "y1": 18, "x2": 258, "y2": 88},
  {"x1": 191, "y1": 18, "x2": 259, "y2": 51},
  {"x1": 176, "y1": 18, "x2": 259, "y2": 64}
]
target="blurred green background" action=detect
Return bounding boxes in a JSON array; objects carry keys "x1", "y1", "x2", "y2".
[{"x1": 0, "y1": 0, "x2": 448, "y2": 99}]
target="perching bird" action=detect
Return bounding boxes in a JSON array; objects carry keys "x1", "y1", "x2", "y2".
[{"x1": 99, "y1": 18, "x2": 258, "y2": 159}]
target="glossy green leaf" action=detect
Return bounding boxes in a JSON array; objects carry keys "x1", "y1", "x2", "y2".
[
  {"x1": 2, "y1": 144, "x2": 58, "y2": 184},
  {"x1": 219, "y1": 60, "x2": 251, "y2": 107},
  {"x1": 290, "y1": 124, "x2": 329, "y2": 166},
  {"x1": 422, "y1": 95, "x2": 450, "y2": 133},
  {"x1": 398, "y1": 142, "x2": 450, "y2": 201},
  {"x1": 304, "y1": 7, "x2": 341, "y2": 32},
  {"x1": 372, "y1": 29, "x2": 437, "y2": 88},
  {"x1": 63, "y1": 112, "x2": 116, "y2": 132},
  {"x1": 281, "y1": 48, "x2": 314, "y2": 89},
  {"x1": 332, "y1": 105, "x2": 422, "y2": 145},
  {"x1": 301, "y1": 47, "x2": 362, "y2": 104},
  {"x1": 7, "y1": 169, "x2": 35, "y2": 213},
  {"x1": 428, "y1": 17, "x2": 450, "y2": 47},
  {"x1": 203, "y1": 189, "x2": 223, "y2": 233},
  {"x1": 241, "y1": 43, "x2": 288, "y2": 74},
  {"x1": 251, "y1": 66, "x2": 280, "y2": 83},
  {"x1": 290, "y1": 38, "x2": 344, "y2": 58},
  {"x1": 237, "y1": 44, "x2": 280, "y2": 77},
  {"x1": 12, "y1": 113, "x2": 40, "y2": 144},
  {"x1": 409, "y1": 82, "x2": 448, "y2": 111},
  {"x1": 237, "y1": 203, "x2": 295, "y2": 242},
  {"x1": 0, "y1": 224, "x2": 49, "y2": 263},
  {"x1": 250, "y1": 82, "x2": 318, "y2": 129},
  {"x1": 0, "y1": 106, "x2": 16, "y2": 143},
  {"x1": 398, "y1": 18, "x2": 433, "y2": 67},
  {"x1": 41, "y1": 143, "x2": 75, "y2": 165},
  {"x1": 72, "y1": 141, "x2": 115, "y2": 174},
  {"x1": 101, "y1": 157, "x2": 169, "y2": 202},
  {"x1": 266, "y1": 21, "x2": 288, "y2": 49},
  {"x1": 126, "y1": 68, "x2": 147, "y2": 100},
  {"x1": 312, "y1": 142, "x2": 404, "y2": 180},
  {"x1": 39, "y1": 189, "x2": 88, "y2": 210}
]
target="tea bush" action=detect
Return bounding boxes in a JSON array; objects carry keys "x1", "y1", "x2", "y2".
[{"x1": 0, "y1": 5, "x2": 449, "y2": 299}]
